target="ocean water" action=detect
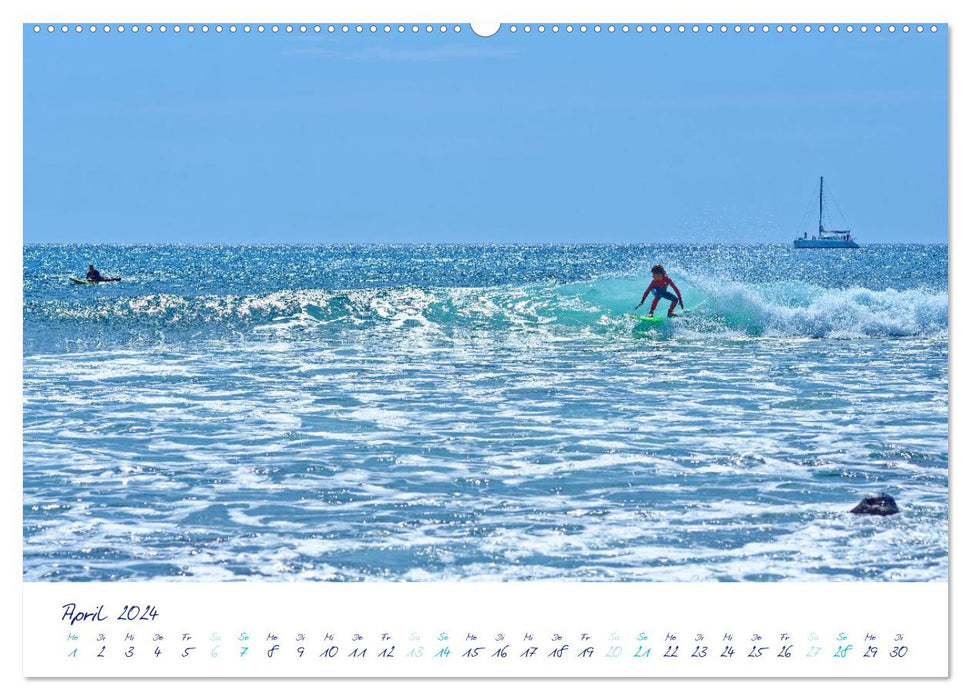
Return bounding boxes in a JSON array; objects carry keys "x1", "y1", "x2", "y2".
[{"x1": 23, "y1": 244, "x2": 948, "y2": 582}]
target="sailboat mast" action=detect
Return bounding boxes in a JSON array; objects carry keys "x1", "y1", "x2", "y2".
[{"x1": 819, "y1": 176, "x2": 824, "y2": 233}]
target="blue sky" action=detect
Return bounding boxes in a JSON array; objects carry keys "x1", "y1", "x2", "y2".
[{"x1": 24, "y1": 25, "x2": 947, "y2": 243}]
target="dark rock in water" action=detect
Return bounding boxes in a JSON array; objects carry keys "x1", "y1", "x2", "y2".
[{"x1": 850, "y1": 493, "x2": 900, "y2": 516}]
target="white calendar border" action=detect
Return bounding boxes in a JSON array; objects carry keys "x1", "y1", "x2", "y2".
[
  {"x1": 22, "y1": 582, "x2": 949, "y2": 678},
  {"x1": 4, "y1": 0, "x2": 964, "y2": 696}
]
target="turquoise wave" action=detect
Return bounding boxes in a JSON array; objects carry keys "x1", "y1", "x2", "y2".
[{"x1": 24, "y1": 271, "x2": 948, "y2": 349}]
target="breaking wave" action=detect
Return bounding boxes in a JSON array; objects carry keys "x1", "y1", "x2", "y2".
[{"x1": 25, "y1": 271, "x2": 947, "y2": 350}]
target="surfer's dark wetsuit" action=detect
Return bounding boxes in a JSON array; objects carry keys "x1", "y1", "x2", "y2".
[
  {"x1": 86, "y1": 266, "x2": 103, "y2": 282},
  {"x1": 640, "y1": 276, "x2": 683, "y2": 316}
]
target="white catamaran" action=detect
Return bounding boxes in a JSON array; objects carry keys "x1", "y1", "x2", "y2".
[{"x1": 794, "y1": 176, "x2": 859, "y2": 249}]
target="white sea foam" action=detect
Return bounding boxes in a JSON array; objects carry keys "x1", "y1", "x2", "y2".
[{"x1": 23, "y1": 245, "x2": 948, "y2": 582}]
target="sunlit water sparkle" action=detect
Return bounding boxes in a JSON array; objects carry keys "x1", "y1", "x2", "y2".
[{"x1": 23, "y1": 244, "x2": 948, "y2": 581}]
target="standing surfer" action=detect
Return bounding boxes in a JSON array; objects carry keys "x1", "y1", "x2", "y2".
[{"x1": 635, "y1": 264, "x2": 684, "y2": 318}]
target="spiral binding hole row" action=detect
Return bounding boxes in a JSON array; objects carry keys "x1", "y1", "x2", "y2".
[{"x1": 31, "y1": 24, "x2": 939, "y2": 35}]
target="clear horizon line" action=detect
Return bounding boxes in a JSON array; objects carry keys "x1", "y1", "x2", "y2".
[{"x1": 22, "y1": 240, "x2": 948, "y2": 247}]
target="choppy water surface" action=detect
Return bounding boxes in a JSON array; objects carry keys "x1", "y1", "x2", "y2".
[{"x1": 23, "y1": 244, "x2": 948, "y2": 581}]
